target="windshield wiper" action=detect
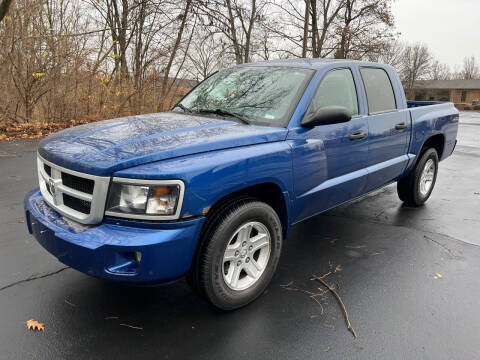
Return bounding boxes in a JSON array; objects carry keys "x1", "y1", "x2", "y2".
[
  {"x1": 173, "y1": 103, "x2": 192, "y2": 113},
  {"x1": 197, "y1": 108, "x2": 250, "y2": 125}
]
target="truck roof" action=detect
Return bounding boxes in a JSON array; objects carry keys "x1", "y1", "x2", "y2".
[{"x1": 241, "y1": 58, "x2": 386, "y2": 70}]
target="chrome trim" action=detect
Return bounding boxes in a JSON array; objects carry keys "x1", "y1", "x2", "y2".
[
  {"x1": 105, "y1": 177, "x2": 185, "y2": 221},
  {"x1": 37, "y1": 154, "x2": 110, "y2": 224}
]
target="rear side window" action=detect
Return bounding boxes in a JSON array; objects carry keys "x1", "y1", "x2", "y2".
[
  {"x1": 360, "y1": 68, "x2": 397, "y2": 114},
  {"x1": 309, "y1": 69, "x2": 359, "y2": 116}
]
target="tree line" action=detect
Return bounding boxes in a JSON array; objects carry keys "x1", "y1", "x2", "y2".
[{"x1": 0, "y1": 0, "x2": 478, "y2": 126}]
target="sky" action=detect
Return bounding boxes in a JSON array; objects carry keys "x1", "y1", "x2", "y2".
[{"x1": 392, "y1": 0, "x2": 480, "y2": 70}]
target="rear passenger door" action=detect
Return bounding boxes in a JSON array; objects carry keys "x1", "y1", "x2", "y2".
[{"x1": 359, "y1": 67, "x2": 410, "y2": 192}]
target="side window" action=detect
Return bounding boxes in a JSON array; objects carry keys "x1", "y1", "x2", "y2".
[
  {"x1": 309, "y1": 69, "x2": 359, "y2": 116},
  {"x1": 360, "y1": 68, "x2": 397, "y2": 113}
]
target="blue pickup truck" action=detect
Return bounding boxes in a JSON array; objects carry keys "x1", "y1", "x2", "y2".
[{"x1": 25, "y1": 59, "x2": 459, "y2": 309}]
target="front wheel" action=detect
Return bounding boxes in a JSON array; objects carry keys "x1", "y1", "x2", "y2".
[
  {"x1": 397, "y1": 148, "x2": 439, "y2": 206},
  {"x1": 195, "y1": 199, "x2": 283, "y2": 310}
]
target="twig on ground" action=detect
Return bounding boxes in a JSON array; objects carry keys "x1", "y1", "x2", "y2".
[
  {"x1": 119, "y1": 323, "x2": 143, "y2": 330},
  {"x1": 318, "y1": 270, "x2": 331, "y2": 279},
  {"x1": 311, "y1": 274, "x2": 357, "y2": 339},
  {"x1": 64, "y1": 298, "x2": 76, "y2": 307},
  {"x1": 309, "y1": 294, "x2": 325, "y2": 314},
  {"x1": 280, "y1": 282, "x2": 327, "y2": 314}
]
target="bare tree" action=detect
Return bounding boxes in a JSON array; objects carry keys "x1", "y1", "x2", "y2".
[
  {"x1": 0, "y1": 0, "x2": 201, "y2": 125},
  {"x1": 430, "y1": 60, "x2": 451, "y2": 81},
  {"x1": 197, "y1": 0, "x2": 268, "y2": 64},
  {"x1": 335, "y1": 0, "x2": 395, "y2": 59},
  {"x1": 399, "y1": 43, "x2": 432, "y2": 90},
  {"x1": 271, "y1": 0, "x2": 344, "y2": 58},
  {"x1": 158, "y1": 0, "x2": 194, "y2": 111},
  {"x1": 459, "y1": 56, "x2": 480, "y2": 80},
  {"x1": 6, "y1": 0, "x2": 460, "y2": 135},
  {"x1": 366, "y1": 39, "x2": 404, "y2": 68},
  {"x1": 186, "y1": 29, "x2": 227, "y2": 80},
  {"x1": 0, "y1": 0, "x2": 91, "y2": 122},
  {"x1": 311, "y1": 0, "x2": 346, "y2": 58}
]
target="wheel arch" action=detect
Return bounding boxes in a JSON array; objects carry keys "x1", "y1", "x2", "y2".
[
  {"x1": 187, "y1": 181, "x2": 291, "y2": 286},
  {"x1": 204, "y1": 182, "x2": 291, "y2": 240},
  {"x1": 419, "y1": 133, "x2": 445, "y2": 160}
]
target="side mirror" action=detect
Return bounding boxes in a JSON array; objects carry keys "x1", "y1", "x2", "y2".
[{"x1": 302, "y1": 106, "x2": 352, "y2": 127}]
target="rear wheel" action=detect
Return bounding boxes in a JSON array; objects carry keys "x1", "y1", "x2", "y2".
[
  {"x1": 397, "y1": 148, "x2": 439, "y2": 206},
  {"x1": 190, "y1": 198, "x2": 282, "y2": 310}
]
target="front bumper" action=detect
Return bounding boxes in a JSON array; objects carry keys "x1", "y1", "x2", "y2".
[{"x1": 24, "y1": 189, "x2": 205, "y2": 284}]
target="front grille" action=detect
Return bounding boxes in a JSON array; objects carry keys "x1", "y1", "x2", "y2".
[
  {"x1": 61, "y1": 172, "x2": 94, "y2": 194},
  {"x1": 63, "y1": 194, "x2": 91, "y2": 214},
  {"x1": 37, "y1": 156, "x2": 110, "y2": 224}
]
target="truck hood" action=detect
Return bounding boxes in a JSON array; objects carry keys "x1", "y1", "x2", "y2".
[{"x1": 38, "y1": 112, "x2": 288, "y2": 176}]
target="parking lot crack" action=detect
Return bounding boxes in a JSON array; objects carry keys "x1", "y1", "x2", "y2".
[
  {"x1": 0, "y1": 266, "x2": 70, "y2": 292},
  {"x1": 423, "y1": 234, "x2": 459, "y2": 257}
]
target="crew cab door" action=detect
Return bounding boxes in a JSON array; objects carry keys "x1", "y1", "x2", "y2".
[
  {"x1": 358, "y1": 67, "x2": 410, "y2": 192},
  {"x1": 288, "y1": 67, "x2": 369, "y2": 223}
]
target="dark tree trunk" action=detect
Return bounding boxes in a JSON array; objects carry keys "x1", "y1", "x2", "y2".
[
  {"x1": 302, "y1": 0, "x2": 310, "y2": 57},
  {"x1": 0, "y1": 0, "x2": 12, "y2": 23}
]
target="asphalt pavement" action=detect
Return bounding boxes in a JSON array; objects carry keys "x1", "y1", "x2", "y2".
[{"x1": 0, "y1": 112, "x2": 479, "y2": 359}]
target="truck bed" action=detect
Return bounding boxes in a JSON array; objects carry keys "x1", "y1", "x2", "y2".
[
  {"x1": 407, "y1": 100, "x2": 448, "y2": 108},
  {"x1": 407, "y1": 101, "x2": 459, "y2": 161}
]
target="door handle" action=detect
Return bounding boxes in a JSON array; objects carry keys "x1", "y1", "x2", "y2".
[
  {"x1": 348, "y1": 130, "x2": 367, "y2": 141},
  {"x1": 395, "y1": 122, "x2": 407, "y2": 130}
]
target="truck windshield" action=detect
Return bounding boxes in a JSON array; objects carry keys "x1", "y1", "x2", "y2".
[{"x1": 175, "y1": 66, "x2": 314, "y2": 127}]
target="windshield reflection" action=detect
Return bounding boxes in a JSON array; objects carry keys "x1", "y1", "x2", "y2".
[{"x1": 176, "y1": 67, "x2": 313, "y2": 126}]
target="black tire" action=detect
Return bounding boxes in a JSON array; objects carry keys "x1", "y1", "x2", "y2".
[
  {"x1": 192, "y1": 198, "x2": 282, "y2": 310},
  {"x1": 186, "y1": 195, "x2": 256, "y2": 295},
  {"x1": 397, "y1": 148, "x2": 439, "y2": 206}
]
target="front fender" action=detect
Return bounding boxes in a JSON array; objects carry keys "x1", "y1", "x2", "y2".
[{"x1": 113, "y1": 142, "x2": 294, "y2": 220}]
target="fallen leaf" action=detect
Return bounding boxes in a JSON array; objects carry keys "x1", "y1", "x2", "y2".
[{"x1": 26, "y1": 319, "x2": 45, "y2": 331}]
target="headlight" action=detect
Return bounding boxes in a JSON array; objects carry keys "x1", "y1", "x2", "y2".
[{"x1": 105, "y1": 178, "x2": 185, "y2": 220}]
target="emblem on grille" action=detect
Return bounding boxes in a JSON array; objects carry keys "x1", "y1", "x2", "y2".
[
  {"x1": 47, "y1": 178, "x2": 61, "y2": 205},
  {"x1": 48, "y1": 178, "x2": 57, "y2": 196}
]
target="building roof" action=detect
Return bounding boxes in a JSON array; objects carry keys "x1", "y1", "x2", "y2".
[{"x1": 413, "y1": 79, "x2": 480, "y2": 90}]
